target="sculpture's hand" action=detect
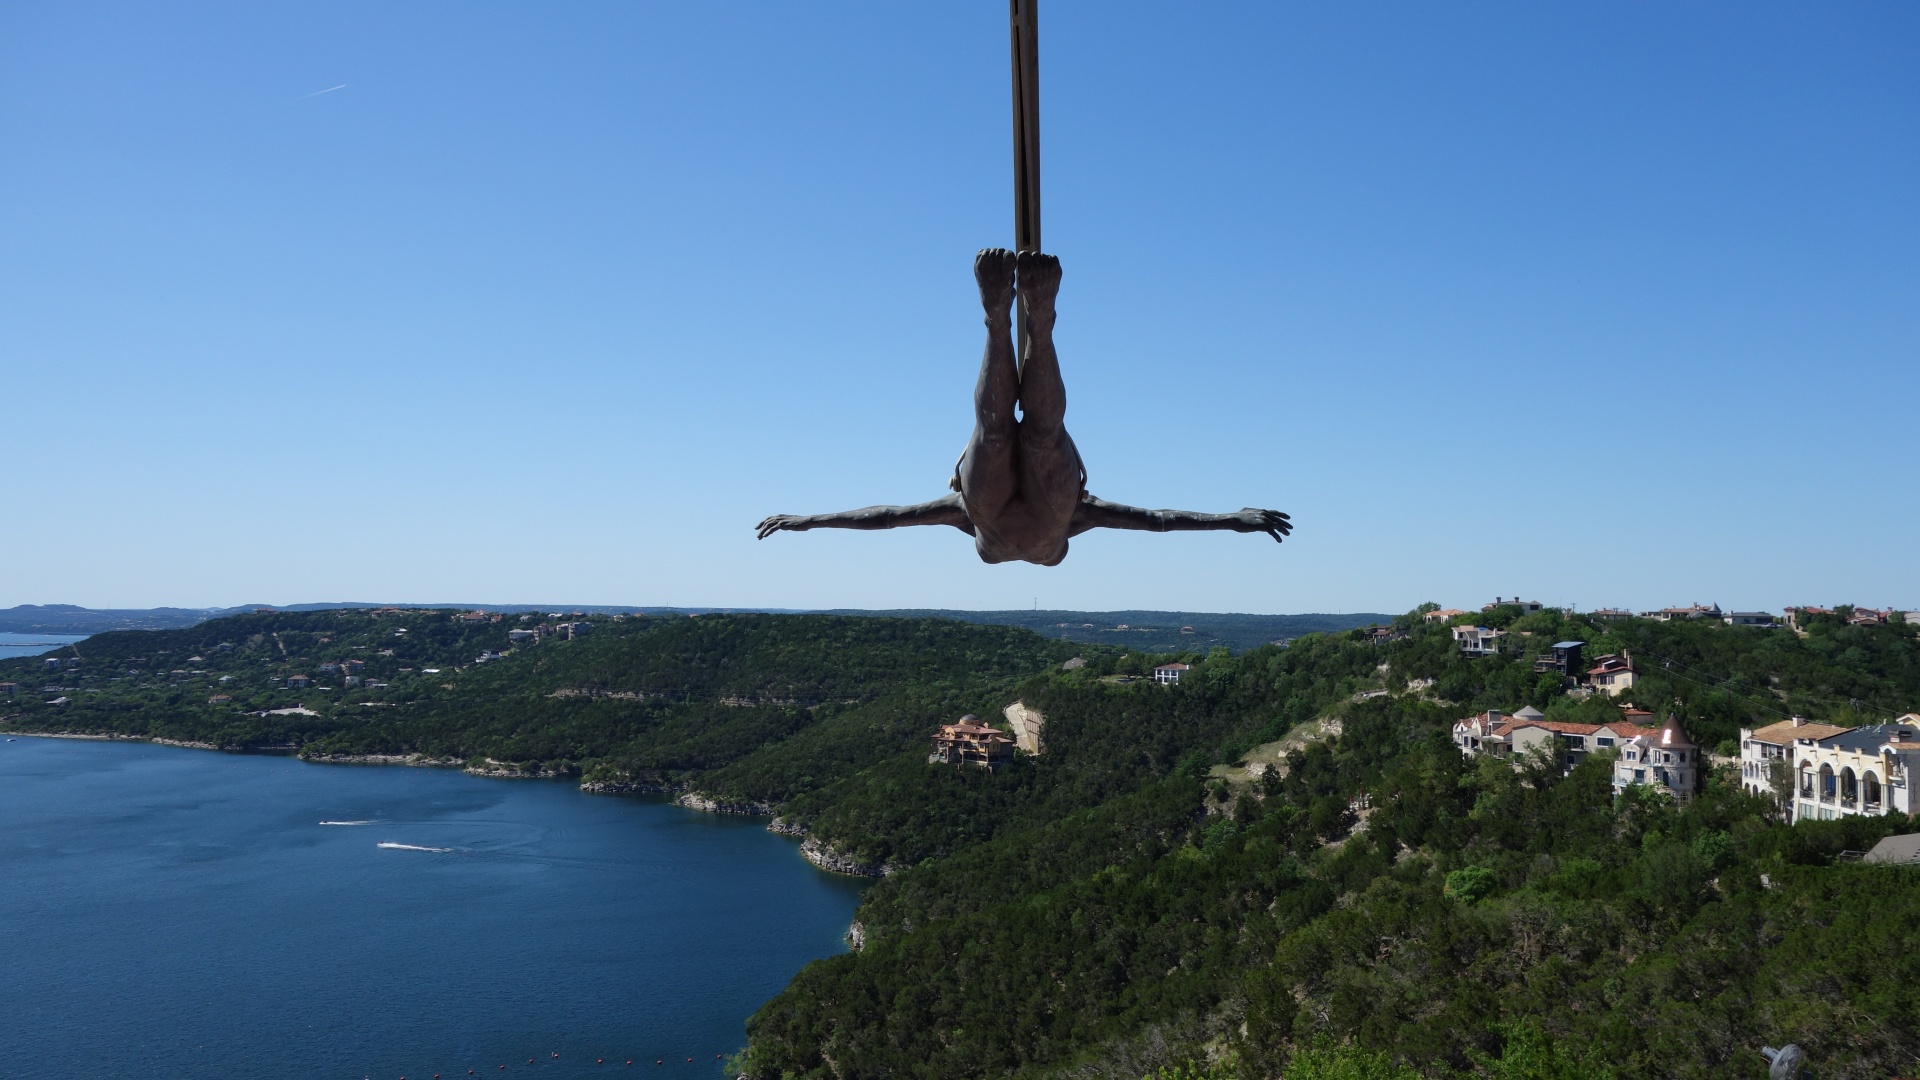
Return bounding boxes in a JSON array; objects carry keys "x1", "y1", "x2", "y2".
[
  {"x1": 756, "y1": 514, "x2": 810, "y2": 540},
  {"x1": 1236, "y1": 508, "x2": 1293, "y2": 542}
]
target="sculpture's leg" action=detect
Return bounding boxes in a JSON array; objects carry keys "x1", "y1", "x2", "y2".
[
  {"x1": 1013, "y1": 252, "x2": 1085, "y2": 522},
  {"x1": 958, "y1": 249, "x2": 1019, "y2": 522}
]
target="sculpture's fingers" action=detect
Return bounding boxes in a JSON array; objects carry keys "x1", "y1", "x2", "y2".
[{"x1": 1250, "y1": 508, "x2": 1290, "y2": 541}]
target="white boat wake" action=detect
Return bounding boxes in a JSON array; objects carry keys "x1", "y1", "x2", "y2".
[
  {"x1": 376, "y1": 842, "x2": 454, "y2": 853},
  {"x1": 319, "y1": 820, "x2": 376, "y2": 826}
]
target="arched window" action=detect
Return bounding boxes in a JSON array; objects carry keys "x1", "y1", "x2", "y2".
[
  {"x1": 1819, "y1": 764, "x2": 1836, "y2": 800},
  {"x1": 1799, "y1": 759, "x2": 1815, "y2": 798},
  {"x1": 1840, "y1": 767, "x2": 1858, "y2": 805},
  {"x1": 1863, "y1": 771, "x2": 1882, "y2": 810}
]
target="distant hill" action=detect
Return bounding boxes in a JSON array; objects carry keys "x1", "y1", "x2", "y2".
[
  {"x1": 0, "y1": 604, "x2": 231, "y2": 634},
  {"x1": 819, "y1": 609, "x2": 1392, "y2": 654},
  {"x1": 0, "y1": 604, "x2": 1391, "y2": 651}
]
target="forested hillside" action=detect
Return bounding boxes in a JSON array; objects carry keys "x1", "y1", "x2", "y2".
[
  {"x1": 0, "y1": 610, "x2": 1082, "y2": 803},
  {"x1": 741, "y1": 606, "x2": 1920, "y2": 1080},
  {"x1": 5, "y1": 605, "x2": 1918, "y2": 1078}
]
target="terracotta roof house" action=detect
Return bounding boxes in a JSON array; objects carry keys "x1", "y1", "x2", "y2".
[
  {"x1": 1153, "y1": 663, "x2": 1191, "y2": 685},
  {"x1": 1783, "y1": 607, "x2": 1831, "y2": 631},
  {"x1": 1613, "y1": 716, "x2": 1702, "y2": 803},
  {"x1": 929, "y1": 715, "x2": 1014, "y2": 771},
  {"x1": 1423, "y1": 608, "x2": 1469, "y2": 624},
  {"x1": 1584, "y1": 653, "x2": 1637, "y2": 697},
  {"x1": 1453, "y1": 707, "x2": 1658, "y2": 774}
]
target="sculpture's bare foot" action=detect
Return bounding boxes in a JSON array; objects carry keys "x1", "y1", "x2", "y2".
[
  {"x1": 756, "y1": 514, "x2": 808, "y2": 540},
  {"x1": 974, "y1": 248, "x2": 1016, "y2": 318},
  {"x1": 1236, "y1": 508, "x2": 1293, "y2": 542},
  {"x1": 1015, "y1": 250, "x2": 1061, "y2": 316}
]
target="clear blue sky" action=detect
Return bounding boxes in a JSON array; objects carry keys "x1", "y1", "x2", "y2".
[{"x1": 3, "y1": 2, "x2": 1915, "y2": 615}]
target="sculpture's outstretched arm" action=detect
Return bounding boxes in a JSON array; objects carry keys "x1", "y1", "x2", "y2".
[
  {"x1": 1068, "y1": 494, "x2": 1291, "y2": 543},
  {"x1": 757, "y1": 494, "x2": 975, "y2": 540}
]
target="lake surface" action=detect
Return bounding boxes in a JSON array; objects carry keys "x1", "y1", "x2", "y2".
[
  {"x1": 0, "y1": 737, "x2": 868, "y2": 1080},
  {"x1": 0, "y1": 632, "x2": 87, "y2": 660}
]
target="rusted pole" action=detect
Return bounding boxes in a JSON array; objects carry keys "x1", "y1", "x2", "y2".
[{"x1": 1010, "y1": 0, "x2": 1040, "y2": 374}]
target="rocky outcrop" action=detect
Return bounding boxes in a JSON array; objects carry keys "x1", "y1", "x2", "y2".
[
  {"x1": 301, "y1": 752, "x2": 463, "y2": 767},
  {"x1": 799, "y1": 837, "x2": 896, "y2": 878},
  {"x1": 766, "y1": 817, "x2": 807, "y2": 837},
  {"x1": 579, "y1": 778, "x2": 676, "y2": 796},
  {"x1": 846, "y1": 920, "x2": 866, "y2": 951},
  {"x1": 1004, "y1": 700, "x2": 1044, "y2": 756},
  {"x1": 675, "y1": 792, "x2": 775, "y2": 816},
  {"x1": 462, "y1": 760, "x2": 569, "y2": 778}
]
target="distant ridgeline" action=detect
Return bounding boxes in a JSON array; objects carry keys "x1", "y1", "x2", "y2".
[
  {"x1": 817, "y1": 609, "x2": 1391, "y2": 654},
  {"x1": 0, "y1": 604, "x2": 1389, "y2": 653},
  {"x1": 4, "y1": 605, "x2": 1920, "y2": 1078},
  {"x1": 0, "y1": 603, "x2": 233, "y2": 634}
]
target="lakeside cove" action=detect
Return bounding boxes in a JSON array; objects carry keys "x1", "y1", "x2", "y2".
[{"x1": 0, "y1": 733, "x2": 868, "y2": 1080}]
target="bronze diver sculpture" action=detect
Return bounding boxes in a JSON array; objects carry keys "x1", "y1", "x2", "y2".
[{"x1": 755, "y1": 248, "x2": 1291, "y2": 565}]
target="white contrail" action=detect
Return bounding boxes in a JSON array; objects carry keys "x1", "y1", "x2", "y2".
[{"x1": 299, "y1": 84, "x2": 347, "y2": 100}]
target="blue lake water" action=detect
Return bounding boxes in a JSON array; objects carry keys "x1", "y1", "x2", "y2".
[
  {"x1": 0, "y1": 632, "x2": 88, "y2": 660},
  {"x1": 0, "y1": 737, "x2": 867, "y2": 1080}
]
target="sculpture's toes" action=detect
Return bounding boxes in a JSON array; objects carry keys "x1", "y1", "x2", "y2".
[
  {"x1": 974, "y1": 248, "x2": 1017, "y2": 303},
  {"x1": 1015, "y1": 250, "x2": 1062, "y2": 298}
]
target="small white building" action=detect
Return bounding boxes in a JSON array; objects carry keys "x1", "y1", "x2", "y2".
[
  {"x1": 1583, "y1": 653, "x2": 1637, "y2": 697},
  {"x1": 1152, "y1": 663, "x2": 1189, "y2": 685},
  {"x1": 1453, "y1": 626, "x2": 1506, "y2": 656},
  {"x1": 1613, "y1": 717, "x2": 1701, "y2": 804}
]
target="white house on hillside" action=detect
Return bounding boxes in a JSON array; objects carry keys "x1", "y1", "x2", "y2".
[
  {"x1": 1612, "y1": 717, "x2": 1701, "y2": 804},
  {"x1": 1739, "y1": 718, "x2": 1852, "y2": 803},
  {"x1": 1454, "y1": 626, "x2": 1506, "y2": 656},
  {"x1": 1584, "y1": 654, "x2": 1637, "y2": 697},
  {"x1": 1791, "y1": 722, "x2": 1920, "y2": 823}
]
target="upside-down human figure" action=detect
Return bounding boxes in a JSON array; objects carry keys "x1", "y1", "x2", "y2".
[{"x1": 756, "y1": 249, "x2": 1291, "y2": 565}]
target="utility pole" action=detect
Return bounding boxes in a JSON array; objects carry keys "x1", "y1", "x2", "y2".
[{"x1": 1009, "y1": 0, "x2": 1040, "y2": 374}]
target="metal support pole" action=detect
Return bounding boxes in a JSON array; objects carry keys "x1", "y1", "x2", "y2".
[
  {"x1": 1010, "y1": 0, "x2": 1041, "y2": 256},
  {"x1": 1009, "y1": 0, "x2": 1041, "y2": 374}
]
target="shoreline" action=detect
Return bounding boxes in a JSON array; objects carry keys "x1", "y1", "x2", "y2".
[{"x1": 3, "y1": 727, "x2": 888, "y2": 882}]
